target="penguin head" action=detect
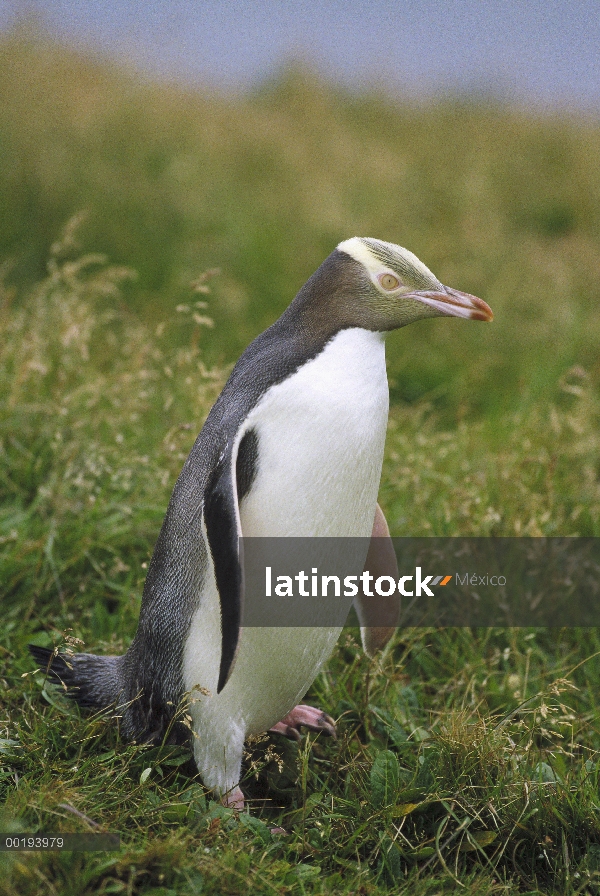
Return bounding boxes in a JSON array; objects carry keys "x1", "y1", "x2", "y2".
[{"x1": 334, "y1": 237, "x2": 493, "y2": 330}]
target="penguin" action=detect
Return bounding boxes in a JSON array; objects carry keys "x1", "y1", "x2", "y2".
[{"x1": 30, "y1": 237, "x2": 493, "y2": 809}]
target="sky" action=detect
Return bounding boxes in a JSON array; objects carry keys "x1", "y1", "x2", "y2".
[{"x1": 1, "y1": 0, "x2": 599, "y2": 111}]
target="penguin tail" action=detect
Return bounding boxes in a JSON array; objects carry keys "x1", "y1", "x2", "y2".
[{"x1": 28, "y1": 644, "x2": 123, "y2": 711}]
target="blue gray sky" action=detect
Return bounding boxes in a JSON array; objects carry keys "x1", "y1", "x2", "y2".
[{"x1": 1, "y1": 0, "x2": 599, "y2": 110}]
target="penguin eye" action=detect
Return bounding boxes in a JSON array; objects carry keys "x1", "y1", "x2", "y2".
[{"x1": 379, "y1": 273, "x2": 400, "y2": 291}]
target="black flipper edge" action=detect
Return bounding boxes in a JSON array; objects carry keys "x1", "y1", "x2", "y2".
[{"x1": 204, "y1": 440, "x2": 245, "y2": 694}]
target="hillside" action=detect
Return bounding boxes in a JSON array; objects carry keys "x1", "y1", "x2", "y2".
[{"x1": 1, "y1": 32, "x2": 600, "y2": 417}]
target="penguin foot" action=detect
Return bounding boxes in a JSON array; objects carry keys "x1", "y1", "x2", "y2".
[
  {"x1": 222, "y1": 786, "x2": 245, "y2": 811},
  {"x1": 268, "y1": 705, "x2": 337, "y2": 741}
]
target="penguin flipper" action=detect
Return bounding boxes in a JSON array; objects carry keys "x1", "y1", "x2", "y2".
[
  {"x1": 204, "y1": 429, "x2": 258, "y2": 693},
  {"x1": 354, "y1": 503, "x2": 400, "y2": 656},
  {"x1": 204, "y1": 457, "x2": 244, "y2": 694}
]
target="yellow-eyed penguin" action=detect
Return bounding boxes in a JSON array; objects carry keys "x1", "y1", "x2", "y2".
[{"x1": 30, "y1": 237, "x2": 493, "y2": 809}]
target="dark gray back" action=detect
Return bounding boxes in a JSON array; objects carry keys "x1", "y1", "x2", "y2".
[{"x1": 121, "y1": 248, "x2": 364, "y2": 737}]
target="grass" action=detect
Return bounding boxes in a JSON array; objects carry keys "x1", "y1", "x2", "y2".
[{"x1": 1, "y1": 27, "x2": 600, "y2": 895}]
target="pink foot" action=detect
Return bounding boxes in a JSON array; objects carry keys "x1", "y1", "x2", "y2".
[
  {"x1": 268, "y1": 705, "x2": 336, "y2": 741},
  {"x1": 222, "y1": 786, "x2": 244, "y2": 811}
]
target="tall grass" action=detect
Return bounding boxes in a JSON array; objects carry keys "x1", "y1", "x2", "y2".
[
  {"x1": 1, "y1": 29, "x2": 600, "y2": 895},
  {"x1": 1, "y1": 31, "x2": 600, "y2": 420}
]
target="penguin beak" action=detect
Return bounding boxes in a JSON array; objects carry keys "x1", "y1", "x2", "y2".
[{"x1": 407, "y1": 287, "x2": 494, "y2": 322}]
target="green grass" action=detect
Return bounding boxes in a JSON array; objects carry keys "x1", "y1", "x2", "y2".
[{"x1": 2, "y1": 29, "x2": 600, "y2": 895}]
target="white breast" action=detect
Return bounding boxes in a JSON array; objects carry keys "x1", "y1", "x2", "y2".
[
  {"x1": 184, "y1": 328, "x2": 389, "y2": 794},
  {"x1": 239, "y1": 327, "x2": 389, "y2": 538}
]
